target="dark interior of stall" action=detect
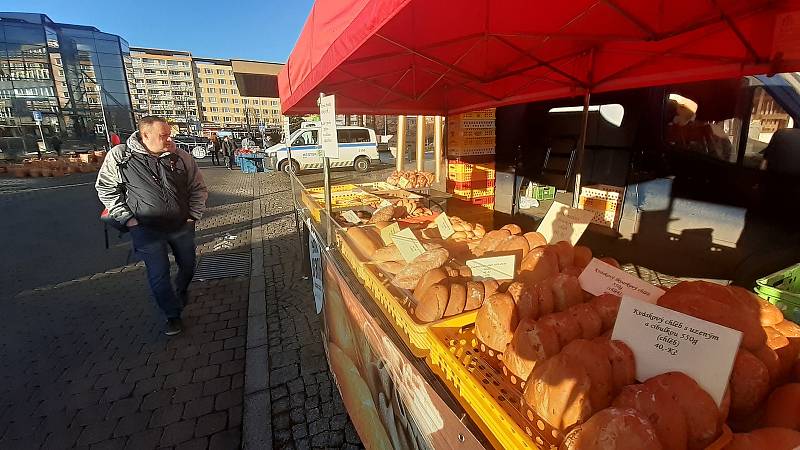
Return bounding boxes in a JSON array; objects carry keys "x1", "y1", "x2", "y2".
[{"x1": 493, "y1": 77, "x2": 800, "y2": 288}]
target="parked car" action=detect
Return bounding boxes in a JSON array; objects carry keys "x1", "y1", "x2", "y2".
[
  {"x1": 265, "y1": 124, "x2": 380, "y2": 173},
  {"x1": 173, "y1": 134, "x2": 213, "y2": 159}
]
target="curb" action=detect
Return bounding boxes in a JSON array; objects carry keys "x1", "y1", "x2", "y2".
[{"x1": 242, "y1": 176, "x2": 272, "y2": 449}]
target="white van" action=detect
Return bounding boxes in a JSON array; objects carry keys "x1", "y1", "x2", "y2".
[{"x1": 265, "y1": 124, "x2": 379, "y2": 173}]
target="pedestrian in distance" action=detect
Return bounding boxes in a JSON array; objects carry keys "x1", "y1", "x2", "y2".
[
  {"x1": 210, "y1": 134, "x2": 221, "y2": 166},
  {"x1": 222, "y1": 136, "x2": 236, "y2": 170},
  {"x1": 95, "y1": 116, "x2": 208, "y2": 336},
  {"x1": 50, "y1": 134, "x2": 62, "y2": 156}
]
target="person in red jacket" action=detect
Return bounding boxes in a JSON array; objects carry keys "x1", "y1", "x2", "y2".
[{"x1": 110, "y1": 132, "x2": 121, "y2": 146}]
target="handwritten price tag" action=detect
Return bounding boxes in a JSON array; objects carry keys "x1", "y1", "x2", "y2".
[
  {"x1": 435, "y1": 213, "x2": 455, "y2": 239},
  {"x1": 466, "y1": 255, "x2": 516, "y2": 281},
  {"x1": 341, "y1": 210, "x2": 361, "y2": 224},
  {"x1": 391, "y1": 227, "x2": 425, "y2": 262},
  {"x1": 379, "y1": 222, "x2": 401, "y2": 245},
  {"x1": 398, "y1": 177, "x2": 410, "y2": 189},
  {"x1": 537, "y1": 201, "x2": 594, "y2": 245},
  {"x1": 611, "y1": 297, "x2": 742, "y2": 406},
  {"x1": 578, "y1": 258, "x2": 665, "y2": 303}
]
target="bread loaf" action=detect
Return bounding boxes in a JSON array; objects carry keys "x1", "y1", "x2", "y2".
[
  {"x1": 560, "y1": 407, "x2": 663, "y2": 450},
  {"x1": 465, "y1": 281, "x2": 485, "y2": 311},
  {"x1": 475, "y1": 293, "x2": 518, "y2": 352},
  {"x1": 553, "y1": 241, "x2": 576, "y2": 270},
  {"x1": 763, "y1": 383, "x2": 800, "y2": 430},
  {"x1": 506, "y1": 281, "x2": 540, "y2": 321},
  {"x1": 591, "y1": 294, "x2": 622, "y2": 330},
  {"x1": 726, "y1": 427, "x2": 800, "y2": 450},
  {"x1": 539, "y1": 311, "x2": 582, "y2": 349},
  {"x1": 753, "y1": 343, "x2": 782, "y2": 385},
  {"x1": 730, "y1": 348, "x2": 770, "y2": 419},
  {"x1": 606, "y1": 340, "x2": 636, "y2": 393},
  {"x1": 413, "y1": 268, "x2": 449, "y2": 299},
  {"x1": 391, "y1": 248, "x2": 449, "y2": 289},
  {"x1": 444, "y1": 283, "x2": 467, "y2": 317},
  {"x1": 645, "y1": 372, "x2": 722, "y2": 450},
  {"x1": 474, "y1": 229, "x2": 511, "y2": 255},
  {"x1": 503, "y1": 318, "x2": 560, "y2": 381},
  {"x1": 375, "y1": 261, "x2": 405, "y2": 275},
  {"x1": 369, "y1": 205, "x2": 396, "y2": 223},
  {"x1": 524, "y1": 353, "x2": 593, "y2": 431},
  {"x1": 414, "y1": 283, "x2": 449, "y2": 322},
  {"x1": 500, "y1": 223, "x2": 522, "y2": 235},
  {"x1": 372, "y1": 244, "x2": 402, "y2": 262},
  {"x1": 518, "y1": 246, "x2": 559, "y2": 284},
  {"x1": 537, "y1": 282, "x2": 555, "y2": 316},
  {"x1": 548, "y1": 273, "x2": 584, "y2": 312},
  {"x1": 569, "y1": 303, "x2": 603, "y2": 339},
  {"x1": 573, "y1": 246, "x2": 593, "y2": 269},
  {"x1": 523, "y1": 231, "x2": 547, "y2": 249},
  {"x1": 612, "y1": 383, "x2": 689, "y2": 450},
  {"x1": 492, "y1": 235, "x2": 530, "y2": 260},
  {"x1": 482, "y1": 279, "x2": 499, "y2": 298},
  {"x1": 729, "y1": 286, "x2": 783, "y2": 326},
  {"x1": 346, "y1": 226, "x2": 383, "y2": 260},
  {"x1": 562, "y1": 339, "x2": 615, "y2": 411}
]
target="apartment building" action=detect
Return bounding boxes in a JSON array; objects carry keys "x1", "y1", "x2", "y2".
[
  {"x1": 129, "y1": 48, "x2": 200, "y2": 132},
  {"x1": 193, "y1": 58, "x2": 282, "y2": 130}
]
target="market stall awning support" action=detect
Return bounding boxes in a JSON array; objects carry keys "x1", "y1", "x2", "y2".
[
  {"x1": 416, "y1": 115, "x2": 425, "y2": 172},
  {"x1": 572, "y1": 90, "x2": 592, "y2": 208},
  {"x1": 396, "y1": 115, "x2": 407, "y2": 172},
  {"x1": 434, "y1": 116, "x2": 443, "y2": 183}
]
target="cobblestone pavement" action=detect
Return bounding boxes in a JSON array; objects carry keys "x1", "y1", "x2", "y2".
[{"x1": 0, "y1": 163, "x2": 252, "y2": 449}]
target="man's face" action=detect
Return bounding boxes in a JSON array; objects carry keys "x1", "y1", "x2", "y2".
[{"x1": 141, "y1": 122, "x2": 174, "y2": 153}]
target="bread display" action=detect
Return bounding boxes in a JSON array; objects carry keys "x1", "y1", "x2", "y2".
[
  {"x1": 503, "y1": 318, "x2": 560, "y2": 380},
  {"x1": 475, "y1": 292, "x2": 518, "y2": 352},
  {"x1": 560, "y1": 407, "x2": 663, "y2": 450},
  {"x1": 386, "y1": 170, "x2": 434, "y2": 188},
  {"x1": 390, "y1": 247, "x2": 449, "y2": 289},
  {"x1": 612, "y1": 383, "x2": 689, "y2": 450}
]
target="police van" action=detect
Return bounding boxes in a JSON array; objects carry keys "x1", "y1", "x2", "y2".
[{"x1": 265, "y1": 123, "x2": 379, "y2": 173}]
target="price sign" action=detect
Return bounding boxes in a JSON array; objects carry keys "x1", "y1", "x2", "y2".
[
  {"x1": 391, "y1": 227, "x2": 425, "y2": 262},
  {"x1": 379, "y1": 199, "x2": 393, "y2": 209},
  {"x1": 379, "y1": 222, "x2": 401, "y2": 245},
  {"x1": 434, "y1": 213, "x2": 455, "y2": 239},
  {"x1": 398, "y1": 177, "x2": 410, "y2": 189},
  {"x1": 466, "y1": 255, "x2": 516, "y2": 281},
  {"x1": 611, "y1": 297, "x2": 742, "y2": 406},
  {"x1": 578, "y1": 258, "x2": 665, "y2": 303},
  {"x1": 319, "y1": 95, "x2": 338, "y2": 158},
  {"x1": 341, "y1": 210, "x2": 361, "y2": 224},
  {"x1": 536, "y1": 201, "x2": 594, "y2": 245},
  {"x1": 282, "y1": 116, "x2": 291, "y2": 143}
]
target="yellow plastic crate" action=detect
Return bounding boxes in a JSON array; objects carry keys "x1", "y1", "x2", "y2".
[
  {"x1": 455, "y1": 109, "x2": 496, "y2": 120},
  {"x1": 447, "y1": 161, "x2": 496, "y2": 182},
  {"x1": 578, "y1": 184, "x2": 624, "y2": 228},
  {"x1": 338, "y1": 235, "x2": 478, "y2": 357},
  {"x1": 451, "y1": 186, "x2": 496, "y2": 200},
  {"x1": 448, "y1": 128, "x2": 496, "y2": 138},
  {"x1": 448, "y1": 146, "x2": 496, "y2": 157},
  {"x1": 448, "y1": 136, "x2": 496, "y2": 149},
  {"x1": 447, "y1": 118, "x2": 496, "y2": 129}
]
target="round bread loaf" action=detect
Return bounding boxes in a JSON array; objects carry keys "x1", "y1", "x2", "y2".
[
  {"x1": 763, "y1": 383, "x2": 800, "y2": 430},
  {"x1": 645, "y1": 372, "x2": 722, "y2": 450},
  {"x1": 536, "y1": 282, "x2": 555, "y2": 316},
  {"x1": 413, "y1": 268, "x2": 449, "y2": 298},
  {"x1": 753, "y1": 344, "x2": 782, "y2": 384},
  {"x1": 729, "y1": 286, "x2": 783, "y2": 326},
  {"x1": 376, "y1": 261, "x2": 405, "y2": 275},
  {"x1": 482, "y1": 279, "x2": 499, "y2": 298},
  {"x1": 524, "y1": 353, "x2": 594, "y2": 431},
  {"x1": 500, "y1": 223, "x2": 522, "y2": 235},
  {"x1": 774, "y1": 320, "x2": 800, "y2": 338},
  {"x1": 475, "y1": 229, "x2": 511, "y2": 255},
  {"x1": 548, "y1": 273, "x2": 584, "y2": 312},
  {"x1": 730, "y1": 348, "x2": 770, "y2": 419},
  {"x1": 612, "y1": 383, "x2": 689, "y2": 450},
  {"x1": 560, "y1": 407, "x2": 663, "y2": 450},
  {"x1": 346, "y1": 226, "x2": 383, "y2": 261},
  {"x1": 414, "y1": 283, "x2": 449, "y2": 322},
  {"x1": 573, "y1": 245, "x2": 593, "y2": 269},
  {"x1": 503, "y1": 318, "x2": 560, "y2": 381},
  {"x1": 518, "y1": 246, "x2": 559, "y2": 283},
  {"x1": 569, "y1": 303, "x2": 603, "y2": 339},
  {"x1": 506, "y1": 281, "x2": 540, "y2": 321},
  {"x1": 606, "y1": 340, "x2": 636, "y2": 394},
  {"x1": 561, "y1": 339, "x2": 615, "y2": 411},
  {"x1": 553, "y1": 240, "x2": 575, "y2": 270},
  {"x1": 493, "y1": 235, "x2": 530, "y2": 259},
  {"x1": 475, "y1": 293, "x2": 518, "y2": 352},
  {"x1": 726, "y1": 427, "x2": 800, "y2": 450},
  {"x1": 539, "y1": 311, "x2": 582, "y2": 349},
  {"x1": 443, "y1": 283, "x2": 467, "y2": 317},
  {"x1": 465, "y1": 281, "x2": 485, "y2": 311},
  {"x1": 590, "y1": 294, "x2": 622, "y2": 330},
  {"x1": 522, "y1": 231, "x2": 547, "y2": 249}
]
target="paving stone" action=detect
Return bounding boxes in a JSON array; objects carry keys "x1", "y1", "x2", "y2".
[
  {"x1": 113, "y1": 411, "x2": 151, "y2": 438},
  {"x1": 163, "y1": 370, "x2": 193, "y2": 389},
  {"x1": 172, "y1": 383, "x2": 203, "y2": 404},
  {"x1": 202, "y1": 376, "x2": 230, "y2": 397},
  {"x1": 160, "y1": 419, "x2": 196, "y2": 447},
  {"x1": 89, "y1": 437, "x2": 127, "y2": 450},
  {"x1": 208, "y1": 349, "x2": 233, "y2": 365},
  {"x1": 106, "y1": 397, "x2": 141, "y2": 419},
  {"x1": 208, "y1": 429, "x2": 241, "y2": 450},
  {"x1": 148, "y1": 404, "x2": 184, "y2": 428},
  {"x1": 194, "y1": 411, "x2": 227, "y2": 437},
  {"x1": 191, "y1": 365, "x2": 219, "y2": 383},
  {"x1": 182, "y1": 396, "x2": 214, "y2": 419},
  {"x1": 76, "y1": 420, "x2": 118, "y2": 446},
  {"x1": 175, "y1": 437, "x2": 208, "y2": 450},
  {"x1": 214, "y1": 388, "x2": 242, "y2": 411},
  {"x1": 141, "y1": 389, "x2": 175, "y2": 411}
]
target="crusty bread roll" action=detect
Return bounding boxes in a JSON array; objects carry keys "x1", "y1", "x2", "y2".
[
  {"x1": 590, "y1": 294, "x2": 622, "y2": 330},
  {"x1": 482, "y1": 279, "x2": 499, "y2": 298},
  {"x1": 503, "y1": 318, "x2": 560, "y2": 381},
  {"x1": 561, "y1": 266, "x2": 583, "y2": 277},
  {"x1": 774, "y1": 320, "x2": 800, "y2": 338},
  {"x1": 753, "y1": 343, "x2": 782, "y2": 385},
  {"x1": 729, "y1": 286, "x2": 783, "y2": 326},
  {"x1": 612, "y1": 383, "x2": 689, "y2": 450},
  {"x1": 372, "y1": 244, "x2": 402, "y2": 262},
  {"x1": 569, "y1": 303, "x2": 603, "y2": 339},
  {"x1": 573, "y1": 246, "x2": 593, "y2": 269},
  {"x1": 730, "y1": 348, "x2": 770, "y2": 419},
  {"x1": 465, "y1": 281, "x2": 485, "y2": 311},
  {"x1": 415, "y1": 283, "x2": 449, "y2": 322},
  {"x1": 547, "y1": 273, "x2": 584, "y2": 312},
  {"x1": 524, "y1": 353, "x2": 593, "y2": 431},
  {"x1": 328, "y1": 343, "x2": 394, "y2": 450},
  {"x1": 600, "y1": 256, "x2": 621, "y2": 269},
  {"x1": 537, "y1": 282, "x2": 555, "y2": 316},
  {"x1": 500, "y1": 223, "x2": 522, "y2": 235},
  {"x1": 376, "y1": 261, "x2": 405, "y2": 275},
  {"x1": 518, "y1": 245, "x2": 559, "y2": 284},
  {"x1": 444, "y1": 283, "x2": 467, "y2": 317},
  {"x1": 522, "y1": 231, "x2": 547, "y2": 250},
  {"x1": 763, "y1": 383, "x2": 800, "y2": 430},
  {"x1": 560, "y1": 407, "x2": 663, "y2": 450},
  {"x1": 391, "y1": 248, "x2": 449, "y2": 290},
  {"x1": 346, "y1": 226, "x2": 383, "y2": 261},
  {"x1": 506, "y1": 281, "x2": 540, "y2": 321},
  {"x1": 475, "y1": 293, "x2": 518, "y2": 352},
  {"x1": 474, "y1": 229, "x2": 511, "y2": 255},
  {"x1": 553, "y1": 240, "x2": 576, "y2": 270},
  {"x1": 413, "y1": 268, "x2": 449, "y2": 299},
  {"x1": 492, "y1": 235, "x2": 530, "y2": 260},
  {"x1": 473, "y1": 223, "x2": 486, "y2": 238},
  {"x1": 606, "y1": 340, "x2": 636, "y2": 394},
  {"x1": 539, "y1": 311, "x2": 582, "y2": 349},
  {"x1": 726, "y1": 427, "x2": 800, "y2": 450},
  {"x1": 645, "y1": 372, "x2": 722, "y2": 450},
  {"x1": 561, "y1": 339, "x2": 615, "y2": 411}
]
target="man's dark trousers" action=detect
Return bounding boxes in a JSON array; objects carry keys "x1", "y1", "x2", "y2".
[
  {"x1": 130, "y1": 222, "x2": 196, "y2": 319},
  {"x1": 211, "y1": 151, "x2": 220, "y2": 166}
]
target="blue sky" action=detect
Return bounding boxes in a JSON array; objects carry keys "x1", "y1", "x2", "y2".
[{"x1": 2, "y1": 0, "x2": 315, "y2": 62}]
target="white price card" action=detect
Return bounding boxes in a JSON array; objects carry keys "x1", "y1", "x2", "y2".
[
  {"x1": 398, "y1": 177, "x2": 410, "y2": 189},
  {"x1": 536, "y1": 201, "x2": 594, "y2": 245},
  {"x1": 434, "y1": 213, "x2": 455, "y2": 239},
  {"x1": 341, "y1": 210, "x2": 361, "y2": 224},
  {"x1": 379, "y1": 222, "x2": 401, "y2": 245},
  {"x1": 611, "y1": 297, "x2": 742, "y2": 406},
  {"x1": 466, "y1": 255, "x2": 516, "y2": 281},
  {"x1": 391, "y1": 227, "x2": 425, "y2": 262},
  {"x1": 578, "y1": 258, "x2": 665, "y2": 303},
  {"x1": 379, "y1": 199, "x2": 393, "y2": 209},
  {"x1": 319, "y1": 95, "x2": 338, "y2": 158}
]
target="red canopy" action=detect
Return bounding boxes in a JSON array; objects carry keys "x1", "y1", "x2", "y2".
[{"x1": 280, "y1": 0, "x2": 800, "y2": 115}]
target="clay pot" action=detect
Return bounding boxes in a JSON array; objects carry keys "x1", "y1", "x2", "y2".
[{"x1": 28, "y1": 168, "x2": 41, "y2": 177}]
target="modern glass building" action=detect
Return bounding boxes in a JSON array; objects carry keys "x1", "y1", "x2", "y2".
[{"x1": 0, "y1": 12, "x2": 135, "y2": 157}]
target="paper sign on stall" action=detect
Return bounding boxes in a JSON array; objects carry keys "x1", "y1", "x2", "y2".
[
  {"x1": 537, "y1": 201, "x2": 594, "y2": 245},
  {"x1": 319, "y1": 95, "x2": 338, "y2": 158},
  {"x1": 398, "y1": 177, "x2": 410, "y2": 189},
  {"x1": 434, "y1": 213, "x2": 455, "y2": 239},
  {"x1": 379, "y1": 199, "x2": 393, "y2": 209},
  {"x1": 611, "y1": 296, "x2": 742, "y2": 406},
  {"x1": 578, "y1": 258, "x2": 665, "y2": 303},
  {"x1": 341, "y1": 210, "x2": 361, "y2": 224},
  {"x1": 466, "y1": 255, "x2": 516, "y2": 281},
  {"x1": 391, "y1": 227, "x2": 425, "y2": 262},
  {"x1": 379, "y1": 222, "x2": 401, "y2": 245}
]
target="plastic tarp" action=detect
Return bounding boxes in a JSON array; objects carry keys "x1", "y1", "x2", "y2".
[{"x1": 280, "y1": 0, "x2": 800, "y2": 115}]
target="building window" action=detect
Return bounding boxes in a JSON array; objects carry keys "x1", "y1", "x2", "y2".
[
  {"x1": 212, "y1": 116, "x2": 218, "y2": 121},
  {"x1": 260, "y1": 100, "x2": 268, "y2": 106},
  {"x1": 211, "y1": 107, "x2": 219, "y2": 112},
  {"x1": 242, "y1": 99, "x2": 248, "y2": 105},
  {"x1": 220, "y1": 88, "x2": 228, "y2": 94},
  {"x1": 234, "y1": 108, "x2": 240, "y2": 113},
  {"x1": 223, "y1": 107, "x2": 230, "y2": 113},
  {"x1": 221, "y1": 98, "x2": 229, "y2": 104},
  {"x1": 202, "y1": 107, "x2": 208, "y2": 112},
  {"x1": 230, "y1": 80, "x2": 236, "y2": 86},
  {"x1": 217, "y1": 69, "x2": 225, "y2": 75},
  {"x1": 204, "y1": 68, "x2": 212, "y2": 74},
  {"x1": 209, "y1": 97, "x2": 217, "y2": 103},
  {"x1": 233, "y1": 98, "x2": 239, "y2": 104},
  {"x1": 207, "y1": 88, "x2": 216, "y2": 93},
  {"x1": 206, "y1": 78, "x2": 214, "y2": 84}
]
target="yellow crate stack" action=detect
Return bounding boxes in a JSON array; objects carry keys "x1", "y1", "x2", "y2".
[{"x1": 447, "y1": 108, "x2": 496, "y2": 158}]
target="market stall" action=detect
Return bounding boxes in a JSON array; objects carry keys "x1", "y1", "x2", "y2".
[{"x1": 280, "y1": 1, "x2": 800, "y2": 449}]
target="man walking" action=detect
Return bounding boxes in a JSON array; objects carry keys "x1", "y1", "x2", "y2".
[
  {"x1": 222, "y1": 136, "x2": 236, "y2": 170},
  {"x1": 95, "y1": 116, "x2": 208, "y2": 336},
  {"x1": 210, "y1": 134, "x2": 221, "y2": 166}
]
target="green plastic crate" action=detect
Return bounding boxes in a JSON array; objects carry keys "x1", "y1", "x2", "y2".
[
  {"x1": 531, "y1": 184, "x2": 556, "y2": 201},
  {"x1": 755, "y1": 263, "x2": 800, "y2": 323}
]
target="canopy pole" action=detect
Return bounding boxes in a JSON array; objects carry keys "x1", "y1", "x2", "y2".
[
  {"x1": 320, "y1": 93, "x2": 333, "y2": 244},
  {"x1": 433, "y1": 116, "x2": 443, "y2": 183},
  {"x1": 416, "y1": 115, "x2": 425, "y2": 172},
  {"x1": 396, "y1": 115, "x2": 407, "y2": 171},
  {"x1": 572, "y1": 91, "x2": 591, "y2": 208}
]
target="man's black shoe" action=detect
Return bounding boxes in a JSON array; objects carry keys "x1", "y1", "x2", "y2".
[{"x1": 165, "y1": 318, "x2": 183, "y2": 336}]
